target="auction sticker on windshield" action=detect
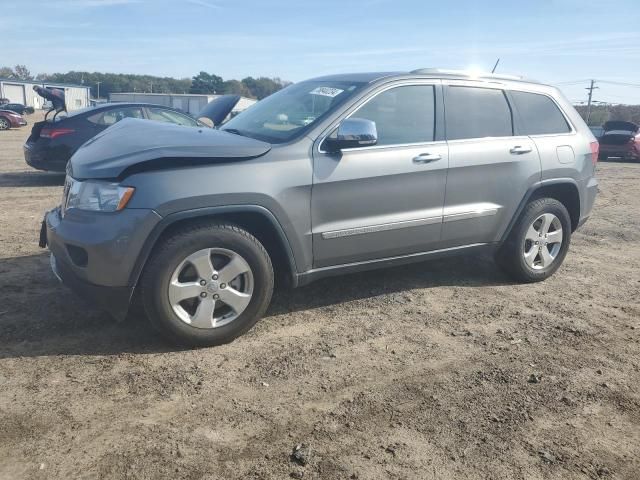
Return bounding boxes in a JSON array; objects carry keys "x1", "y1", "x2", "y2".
[{"x1": 310, "y1": 87, "x2": 344, "y2": 98}]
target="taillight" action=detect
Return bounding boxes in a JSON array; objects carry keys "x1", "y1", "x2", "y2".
[
  {"x1": 590, "y1": 141, "x2": 599, "y2": 166},
  {"x1": 41, "y1": 127, "x2": 75, "y2": 139}
]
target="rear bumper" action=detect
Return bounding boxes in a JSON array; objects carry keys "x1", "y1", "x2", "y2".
[
  {"x1": 578, "y1": 176, "x2": 598, "y2": 229},
  {"x1": 24, "y1": 143, "x2": 68, "y2": 172},
  {"x1": 44, "y1": 206, "x2": 162, "y2": 320},
  {"x1": 599, "y1": 144, "x2": 639, "y2": 159}
]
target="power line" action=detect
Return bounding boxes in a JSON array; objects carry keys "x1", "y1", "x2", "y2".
[
  {"x1": 597, "y1": 80, "x2": 640, "y2": 89},
  {"x1": 555, "y1": 79, "x2": 640, "y2": 88}
]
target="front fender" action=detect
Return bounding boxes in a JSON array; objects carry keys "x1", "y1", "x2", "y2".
[{"x1": 127, "y1": 205, "x2": 300, "y2": 288}]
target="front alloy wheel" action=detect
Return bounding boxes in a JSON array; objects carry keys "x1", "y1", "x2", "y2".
[
  {"x1": 141, "y1": 223, "x2": 274, "y2": 347},
  {"x1": 169, "y1": 248, "x2": 254, "y2": 329}
]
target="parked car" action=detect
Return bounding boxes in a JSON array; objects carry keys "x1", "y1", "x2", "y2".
[
  {"x1": 2, "y1": 103, "x2": 34, "y2": 115},
  {"x1": 0, "y1": 109, "x2": 27, "y2": 130},
  {"x1": 598, "y1": 120, "x2": 639, "y2": 161},
  {"x1": 589, "y1": 125, "x2": 604, "y2": 139},
  {"x1": 40, "y1": 68, "x2": 599, "y2": 347},
  {"x1": 24, "y1": 102, "x2": 209, "y2": 172}
]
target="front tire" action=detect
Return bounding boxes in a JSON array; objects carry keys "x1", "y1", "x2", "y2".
[
  {"x1": 497, "y1": 198, "x2": 572, "y2": 283},
  {"x1": 141, "y1": 222, "x2": 274, "y2": 347},
  {"x1": 0, "y1": 118, "x2": 10, "y2": 130}
]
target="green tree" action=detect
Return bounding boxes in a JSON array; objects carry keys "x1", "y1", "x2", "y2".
[
  {"x1": 190, "y1": 72, "x2": 224, "y2": 94},
  {"x1": 13, "y1": 65, "x2": 32, "y2": 80},
  {"x1": 0, "y1": 66, "x2": 15, "y2": 78},
  {"x1": 221, "y1": 79, "x2": 250, "y2": 96},
  {"x1": 241, "y1": 76, "x2": 287, "y2": 100}
]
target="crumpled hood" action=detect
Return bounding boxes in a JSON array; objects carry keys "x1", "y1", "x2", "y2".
[{"x1": 69, "y1": 118, "x2": 271, "y2": 179}]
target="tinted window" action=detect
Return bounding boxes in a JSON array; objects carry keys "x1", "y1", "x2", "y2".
[
  {"x1": 352, "y1": 85, "x2": 435, "y2": 146},
  {"x1": 148, "y1": 107, "x2": 199, "y2": 127},
  {"x1": 446, "y1": 87, "x2": 513, "y2": 140},
  {"x1": 510, "y1": 91, "x2": 570, "y2": 135}
]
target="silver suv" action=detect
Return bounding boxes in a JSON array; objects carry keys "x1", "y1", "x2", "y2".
[{"x1": 41, "y1": 69, "x2": 599, "y2": 346}]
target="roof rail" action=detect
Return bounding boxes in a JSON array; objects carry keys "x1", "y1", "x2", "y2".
[{"x1": 410, "y1": 68, "x2": 528, "y2": 82}]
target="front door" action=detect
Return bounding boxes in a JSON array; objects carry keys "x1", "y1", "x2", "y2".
[{"x1": 311, "y1": 83, "x2": 448, "y2": 268}]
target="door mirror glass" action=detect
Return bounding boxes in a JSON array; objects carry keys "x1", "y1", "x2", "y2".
[{"x1": 324, "y1": 118, "x2": 377, "y2": 152}]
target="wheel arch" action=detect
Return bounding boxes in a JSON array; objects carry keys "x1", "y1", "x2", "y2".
[
  {"x1": 501, "y1": 179, "x2": 581, "y2": 244},
  {"x1": 129, "y1": 205, "x2": 299, "y2": 290}
]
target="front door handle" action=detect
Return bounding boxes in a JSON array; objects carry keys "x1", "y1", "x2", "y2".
[
  {"x1": 510, "y1": 145, "x2": 532, "y2": 155},
  {"x1": 412, "y1": 153, "x2": 442, "y2": 164}
]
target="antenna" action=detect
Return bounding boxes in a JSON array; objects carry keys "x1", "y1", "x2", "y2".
[{"x1": 491, "y1": 58, "x2": 500, "y2": 74}]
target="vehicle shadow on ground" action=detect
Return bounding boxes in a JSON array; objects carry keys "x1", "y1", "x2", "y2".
[
  {"x1": 0, "y1": 171, "x2": 65, "y2": 187},
  {"x1": 0, "y1": 252, "x2": 513, "y2": 359}
]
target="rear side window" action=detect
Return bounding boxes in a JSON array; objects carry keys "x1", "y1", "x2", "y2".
[
  {"x1": 510, "y1": 91, "x2": 571, "y2": 135},
  {"x1": 88, "y1": 107, "x2": 144, "y2": 125},
  {"x1": 445, "y1": 86, "x2": 513, "y2": 140},
  {"x1": 352, "y1": 85, "x2": 435, "y2": 146}
]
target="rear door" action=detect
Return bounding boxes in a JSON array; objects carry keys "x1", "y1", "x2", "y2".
[
  {"x1": 442, "y1": 82, "x2": 541, "y2": 246},
  {"x1": 311, "y1": 81, "x2": 448, "y2": 268},
  {"x1": 507, "y1": 90, "x2": 578, "y2": 177}
]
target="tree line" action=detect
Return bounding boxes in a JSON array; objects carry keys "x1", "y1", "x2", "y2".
[
  {"x1": 575, "y1": 104, "x2": 640, "y2": 126},
  {"x1": 0, "y1": 65, "x2": 290, "y2": 100}
]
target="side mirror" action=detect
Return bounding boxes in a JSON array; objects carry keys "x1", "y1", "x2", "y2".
[{"x1": 324, "y1": 118, "x2": 377, "y2": 152}]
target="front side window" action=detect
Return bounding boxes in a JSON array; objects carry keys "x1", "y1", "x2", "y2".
[
  {"x1": 148, "y1": 108, "x2": 199, "y2": 127},
  {"x1": 510, "y1": 91, "x2": 571, "y2": 135},
  {"x1": 221, "y1": 80, "x2": 365, "y2": 144},
  {"x1": 445, "y1": 86, "x2": 513, "y2": 140},
  {"x1": 350, "y1": 85, "x2": 435, "y2": 146}
]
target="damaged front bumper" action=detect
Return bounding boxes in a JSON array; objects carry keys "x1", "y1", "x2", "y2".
[{"x1": 42, "y1": 206, "x2": 162, "y2": 321}]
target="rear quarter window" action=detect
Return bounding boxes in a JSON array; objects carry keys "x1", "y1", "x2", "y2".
[{"x1": 509, "y1": 91, "x2": 571, "y2": 135}]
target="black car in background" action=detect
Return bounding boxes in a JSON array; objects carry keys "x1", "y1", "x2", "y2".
[
  {"x1": 24, "y1": 103, "x2": 205, "y2": 172},
  {"x1": 3, "y1": 103, "x2": 35, "y2": 115}
]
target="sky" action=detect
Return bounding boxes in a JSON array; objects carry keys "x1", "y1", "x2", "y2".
[{"x1": 3, "y1": 0, "x2": 640, "y2": 104}]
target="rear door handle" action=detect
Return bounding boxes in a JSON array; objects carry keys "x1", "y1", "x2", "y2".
[
  {"x1": 510, "y1": 145, "x2": 533, "y2": 155},
  {"x1": 412, "y1": 153, "x2": 441, "y2": 164}
]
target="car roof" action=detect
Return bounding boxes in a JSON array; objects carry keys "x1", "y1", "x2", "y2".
[
  {"x1": 307, "y1": 68, "x2": 548, "y2": 89},
  {"x1": 89, "y1": 102, "x2": 184, "y2": 112}
]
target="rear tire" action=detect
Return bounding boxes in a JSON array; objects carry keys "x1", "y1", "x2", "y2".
[
  {"x1": 140, "y1": 222, "x2": 274, "y2": 347},
  {"x1": 496, "y1": 198, "x2": 572, "y2": 282}
]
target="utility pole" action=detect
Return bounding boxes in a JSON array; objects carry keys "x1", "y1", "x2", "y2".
[
  {"x1": 586, "y1": 80, "x2": 599, "y2": 125},
  {"x1": 96, "y1": 81, "x2": 102, "y2": 100}
]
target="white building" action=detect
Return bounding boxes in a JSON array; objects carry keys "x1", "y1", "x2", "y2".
[
  {"x1": 109, "y1": 92, "x2": 256, "y2": 116},
  {"x1": 0, "y1": 78, "x2": 91, "y2": 111}
]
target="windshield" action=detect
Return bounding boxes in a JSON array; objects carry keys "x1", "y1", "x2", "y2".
[{"x1": 221, "y1": 80, "x2": 365, "y2": 143}]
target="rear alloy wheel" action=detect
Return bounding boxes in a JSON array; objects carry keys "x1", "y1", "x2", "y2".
[
  {"x1": 497, "y1": 198, "x2": 571, "y2": 282},
  {"x1": 141, "y1": 223, "x2": 274, "y2": 347},
  {"x1": 522, "y1": 213, "x2": 564, "y2": 270},
  {"x1": 0, "y1": 118, "x2": 10, "y2": 130}
]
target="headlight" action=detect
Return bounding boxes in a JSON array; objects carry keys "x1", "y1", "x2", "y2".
[{"x1": 64, "y1": 178, "x2": 135, "y2": 213}]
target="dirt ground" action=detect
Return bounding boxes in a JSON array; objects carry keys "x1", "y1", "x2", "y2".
[{"x1": 0, "y1": 113, "x2": 639, "y2": 480}]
